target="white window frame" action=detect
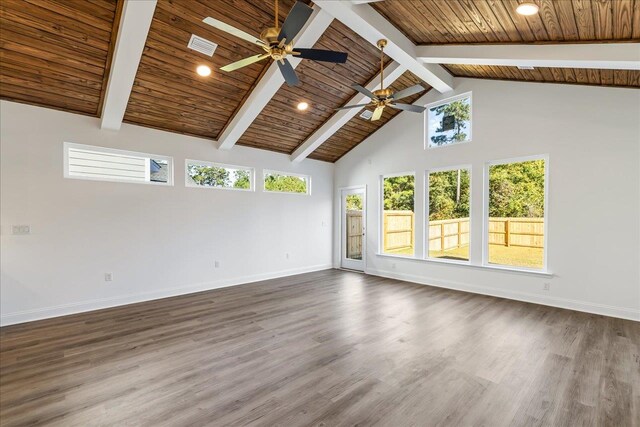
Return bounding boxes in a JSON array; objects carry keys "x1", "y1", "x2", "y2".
[
  {"x1": 262, "y1": 169, "x2": 311, "y2": 195},
  {"x1": 424, "y1": 165, "x2": 472, "y2": 265},
  {"x1": 379, "y1": 171, "x2": 416, "y2": 258},
  {"x1": 483, "y1": 154, "x2": 549, "y2": 273},
  {"x1": 185, "y1": 159, "x2": 254, "y2": 191},
  {"x1": 425, "y1": 91, "x2": 473, "y2": 150},
  {"x1": 63, "y1": 142, "x2": 173, "y2": 186}
]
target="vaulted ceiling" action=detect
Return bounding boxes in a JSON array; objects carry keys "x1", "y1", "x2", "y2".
[
  {"x1": 373, "y1": 0, "x2": 640, "y2": 87},
  {"x1": 1, "y1": 0, "x2": 638, "y2": 163},
  {"x1": 0, "y1": 0, "x2": 121, "y2": 116}
]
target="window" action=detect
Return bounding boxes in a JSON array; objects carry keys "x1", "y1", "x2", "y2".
[
  {"x1": 426, "y1": 92, "x2": 472, "y2": 148},
  {"x1": 186, "y1": 160, "x2": 253, "y2": 191},
  {"x1": 485, "y1": 156, "x2": 547, "y2": 270},
  {"x1": 64, "y1": 142, "x2": 172, "y2": 185},
  {"x1": 427, "y1": 167, "x2": 470, "y2": 262},
  {"x1": 263, "y1": 170, "x2": 309, "y2": 194},
  {"x1": 381, "y1": 174, "x2": 415, "y2": 256}
]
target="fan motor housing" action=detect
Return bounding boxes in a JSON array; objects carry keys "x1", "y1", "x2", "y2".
[
  {"x1": 373, "y1": 88, "x2": 393, "y2": 99},
  {"x1": 260, "y1": 27, "x2": 281, "y2": 45}
]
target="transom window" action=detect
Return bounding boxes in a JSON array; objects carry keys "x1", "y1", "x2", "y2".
[
  {"x1": 263, "y1": 170, "x2": 310, "y2": 194},
  {"x1": 64, "y1": 142, "x2": 173, "y2": 186},
  {"x1": 186, "y1": 160, "x2": 253, "y2": 191},
  {"x1": 426, "y1": 92, "x2": 472, "y2": 149}
]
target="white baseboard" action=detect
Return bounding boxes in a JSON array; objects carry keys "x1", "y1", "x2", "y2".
[
  {"x1": 367, "y1": 268, "x2": 640, "y2": 322},
  {"x1": 0, "y1": 264, "x2": 333, "y2": 327}
]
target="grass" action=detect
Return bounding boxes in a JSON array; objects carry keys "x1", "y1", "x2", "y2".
[{"x1": 385, "y1": 244, "x2": 544, "y2": 269}]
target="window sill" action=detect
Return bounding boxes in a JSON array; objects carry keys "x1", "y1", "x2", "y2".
[{"x1": 375, "y1": 253, "x2": 553, "y2": 277}]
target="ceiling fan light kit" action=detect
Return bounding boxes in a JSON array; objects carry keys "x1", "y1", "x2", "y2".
[
  {"x1": 203, "y1": 0, "x2": 348, "y2": 87},
  {"x1": 336, "y1": 39, "x2": 426, "y2": 121}
]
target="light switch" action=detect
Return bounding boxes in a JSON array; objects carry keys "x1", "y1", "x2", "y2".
[{"x1": 12, "y1": 225, "x2": 30, "y2": 235}]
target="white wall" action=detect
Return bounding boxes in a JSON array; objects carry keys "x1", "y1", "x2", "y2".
[
  {"x1": 1, "y1": 101, "x2": 334, "y2": 326},
  {"x1": 334, "y1": 78, "x2": 640, "y2": 321}
]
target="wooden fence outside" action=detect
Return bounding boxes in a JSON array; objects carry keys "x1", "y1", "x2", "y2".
[
  {"x1": 346, "y1": 210, "x2": 363, "y2": 259},
  {"x1": 359, "y1": 212, "x2": 544, "y2": 254},
  {"x1": 488, "y1": 217, "x2": 544, "y2": 248},
  {"x1": 428, "y1": 218, "x2": 470, "y2": 252},
  {"x1": 383, "y1": 210, "x2": 414, "y2": 251},
  {"x1": 428, "y1": 217, "x2": 544, "y2": 250}
]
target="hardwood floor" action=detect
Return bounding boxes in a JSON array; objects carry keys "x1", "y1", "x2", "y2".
[{"x1": 1, "y1": 269, "x2": 638, "y2": 426}]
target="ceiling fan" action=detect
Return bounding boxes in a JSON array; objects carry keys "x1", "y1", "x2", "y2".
[
  {"x1": 202, "y1": 0, "x2": 348, "y2": 86},
  {"x1": 337, "y1": 39, "x2": 426, "y2": 121}
]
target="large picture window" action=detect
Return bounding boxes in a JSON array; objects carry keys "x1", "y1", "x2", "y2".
[
  {"x1": 381, "y1": 174, "x2": 415, "y2": 256},
  {"x1": 427, "y1": 167, "x2": 470, "y2": 261},
  {"x1": 485, "y1": 157, "x2": 547, "y2": 270},
  {"x1": 426, "y1": 93, "x2": 472, "y2": 149},
  {"x1": 186, "y1": 160, "x2": 253, "y2": 191}
]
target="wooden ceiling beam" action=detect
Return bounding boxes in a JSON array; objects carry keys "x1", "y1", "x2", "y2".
[
  {"x1": 313, "y1": 0, "x2": 454, "y2": 93},
  {"x1": 100, "y1": 0, "x2": 157, "y2": 130},
  {"x1": 217, "y1": 6, "x2": 334, "y2": 150},
  {"x1": 417, "y1": 43, "x2": 640, "y2": 71},
  {"x1": 290, "y1": 62, "x2": 405, "y2": 163}
]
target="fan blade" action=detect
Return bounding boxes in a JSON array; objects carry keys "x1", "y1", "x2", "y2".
[
  {"x1": 203, "y1": 17, "x2": 264, "y2": 46},
  {"x1": 278, "y1": 1, "x2": 314, "y2": 42},
  {"x1": 335, "y1": 103, "x2": 370, "y2": 111},
  {"x1": 351, "y1": 84, "x2": 376, "y2": 100},
  {"x1": 293, "y1": 48, "x2": 348, "y2": 63},
  {"x1": 371, "y1": 105, "x2": 384, "y2": 121},
  {"x1": 389, "y1": 103, "x2": 426, "y2": 113},
  {"x1": 391, "y1": 84, "x2": 425, "y2": 101},
  {"x1": 221, "y1": 54, "x2": 270, "y2": 72},
  {"x1": 277, "y1": 59, "x2": 300, "y2": 86}
]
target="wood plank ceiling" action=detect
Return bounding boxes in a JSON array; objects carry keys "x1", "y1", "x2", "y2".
[
  {"x1": 309, "y1": 71, "x2": 429, "y2": 163},
  {"x1": 372, "y1": 0, "x2": 640, "y2": 88},
  {"x1": 236, "y1": 19, "x2": 397, "y2": 162},
  {"x1": 0, "y1": 0, "x2": 121, "y2": 116},
  {"x1": 123, "y1": 0, "x2": 300, "y2": 139},
  {"x1": 1, "y1": 0, "x2": 638, "y2": 163}
]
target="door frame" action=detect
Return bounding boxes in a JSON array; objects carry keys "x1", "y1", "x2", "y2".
[{"x1": 340, "y1": 185, "x2": 367, "y2": 271}]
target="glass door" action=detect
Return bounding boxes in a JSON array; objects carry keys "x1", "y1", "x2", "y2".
[{"x1": 341, "y1": 187, "x2": 366, "y2": 271}]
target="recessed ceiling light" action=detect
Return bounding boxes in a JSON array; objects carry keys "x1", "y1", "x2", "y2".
[
  {"x1": 297, "y1": 102, "x2": 309, "y2": 111},
  {"x1": 516, "y1": 2, "x2": 539, "y2": 16},
  {"x1": 517, "y1": 65, "x2": 535, "y2": 70},
  {"x1": 196, "y1": 65, "x2": 211, "y2": 77}
]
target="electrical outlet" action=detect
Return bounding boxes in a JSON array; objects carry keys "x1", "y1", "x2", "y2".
[
  {"x1": 543, "y1": 282, "x2": 550, "y2": 291},
  {"x1": 285, "y1": 253, "x2": 290, "y2": 260},
  {"x1": 214, "y1": 260, "x2": 220, "y2": 268},
  {"x1": 105, "y1": 273, "x2": 113, "y2": 282},
  {"x1": 12, "y1": 225, "x2": 30, "y2": 235}
]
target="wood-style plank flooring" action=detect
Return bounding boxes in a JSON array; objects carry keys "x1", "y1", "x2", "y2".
[{"x1": 1, "y1": 269, "x2": 638, "y2": 426}]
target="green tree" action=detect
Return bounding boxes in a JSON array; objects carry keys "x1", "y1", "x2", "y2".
[
  {"x1": 346, "y1": 194, "x2": 363, "y2": 210},
  {"x1": 233, "y1": 169, "x2": 251, "y2": 189},
  {"x1": 428, "y1": 169, "x2": 470, "y2": 220},
  {"x1": 188, "y1": 165, "x2": 230, "y2": 187},
  {"x1": 489, "y1": 160, "x2": 545, "y2": 217},
  {"x1": 264, "y1": 173, "x2": 307, "y2": 193},
  {"x1": 384, "y1": 175, "x2": 414, "y2": 211},
  {"x1": 430, "y1": 99, "x2": 471, "y2": 145}
]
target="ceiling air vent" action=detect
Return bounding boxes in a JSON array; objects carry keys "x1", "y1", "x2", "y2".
[
  {"x1": 360, "y1": 109, "x2": 373, "y2": 120},
  {"x1": 188, "y1": 35, "x2": 218, "y2": 57}
]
